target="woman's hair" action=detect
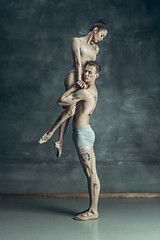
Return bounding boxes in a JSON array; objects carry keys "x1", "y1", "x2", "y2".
[
  {"x1": 85, "y1": 61, "x2": 101, "y2": 74},
  {"x1": 89, "y1": 20, "x2": 108, "y2": 32}
]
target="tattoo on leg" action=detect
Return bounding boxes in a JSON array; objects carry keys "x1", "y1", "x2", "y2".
[
  {"x1": 80, "y1": 147, "x2": 91, "y2": 162},
  {"x1": 93, "y1": 183, "x2": 98, "y2": 189}
]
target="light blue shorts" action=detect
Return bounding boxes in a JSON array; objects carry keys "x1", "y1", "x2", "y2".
[{"x1": 72, "y1": 125, "x2": 95, "y2": 147}]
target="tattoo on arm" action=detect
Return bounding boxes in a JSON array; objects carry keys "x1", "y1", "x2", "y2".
[
  {"x1": 71, "y1": 96, "x2": 80, "y2": 100},
  {"x1": 71, "y1": 93, "x2": 80, "y2": 101}
]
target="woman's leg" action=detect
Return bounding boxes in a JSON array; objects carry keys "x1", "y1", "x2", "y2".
[
  {"x1": 39, "y1": 71, "x2": 77, "y2": 157},
  {"x1": 74, "y1": 146, "x2": 100, "y2": 220},
  {"x1": 54, "y1": 118, "x2": 70, "y2": 157},
  {"x1": 55, "y1": 71, "x2": 77, "y2": 156},
  {"x1": 39, "y1": 104, "x2": 76, "y2": 144}
]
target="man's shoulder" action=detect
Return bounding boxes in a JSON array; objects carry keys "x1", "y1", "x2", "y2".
[
  {"x1": 77, "y1": 87, "x2": 96, "y2": 100},
  {"x1": 76, "y1": 88, "x2": 88, "y2": 96}
]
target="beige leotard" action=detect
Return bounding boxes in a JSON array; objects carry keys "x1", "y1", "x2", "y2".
[
  {"x1": 65, "y1": 39, "x2": 98, "y2": 89},
  {"x1": 69, "y1": 45, "x2": 96, "y2": 72}
]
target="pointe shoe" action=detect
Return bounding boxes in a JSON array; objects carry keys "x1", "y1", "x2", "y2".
[
  {"x1": 74, "y1": 210, "x2": 98, "y2": 221},
  {"x1": 39, "y1": 132, "x2": 49, "y2": 144},
  {"x1": 54, "y1": 141, "x2": 63, "y2": 158}
]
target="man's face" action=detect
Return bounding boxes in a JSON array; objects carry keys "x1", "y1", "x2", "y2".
[{"x1": 84, "y1": 65, "x2": 99, "y2": 83}]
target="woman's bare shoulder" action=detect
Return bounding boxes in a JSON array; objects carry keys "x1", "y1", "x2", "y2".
[
  {"x1": 71, "y1": 37, "x2": 82, "y2": 49},
  {"x1": 72, "y1": 37, "x2": 82, "y2": 42}
]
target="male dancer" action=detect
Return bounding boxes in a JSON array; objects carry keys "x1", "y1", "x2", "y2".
[{"x1": 58, "y1": 61, "x2": 101, "y2": 220}]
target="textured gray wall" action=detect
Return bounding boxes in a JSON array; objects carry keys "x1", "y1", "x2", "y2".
[{"x1": 0, "y1": 0, "x2": 160, "y2": 193}]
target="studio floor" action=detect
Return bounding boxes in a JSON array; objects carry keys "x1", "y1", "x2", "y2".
[{"x1": 0, "y1": 197, "x2": 160, "y2": 240}]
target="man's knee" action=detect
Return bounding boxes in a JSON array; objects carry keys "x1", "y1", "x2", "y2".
[
  {"x1": 83, "y1": 166, "x2": 91, "y2": 178},
  {"x1": 83, "y1": 164, "x2": 96, "y2": 179}
]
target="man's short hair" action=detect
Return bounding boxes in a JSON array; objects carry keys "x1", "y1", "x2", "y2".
[{"x1": 84, "y1": 61, "x2": 101, "y2": 74}]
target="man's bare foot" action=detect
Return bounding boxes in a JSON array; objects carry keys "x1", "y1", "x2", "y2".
[
  {"x1": 54, "y1": 141, "x2": 63, "y2": 158},
  {"x1": 39, "y1": 132, "x2": 52, "y2": 144},
  {"x1": 74, "y1": 210, "x2": 98, "y2": 221}
]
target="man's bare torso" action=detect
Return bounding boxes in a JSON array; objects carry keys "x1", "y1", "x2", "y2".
[{"x1": 72, "y1": 84, "x2": 98, "y2": 128}]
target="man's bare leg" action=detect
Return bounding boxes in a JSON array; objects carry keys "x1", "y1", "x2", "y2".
[
  {"x1": 39, "y1": 105, "x2": 76, "y2": 145},
  {"x1": 74, "y1": 146, "x2": 100, "y2": 220}
]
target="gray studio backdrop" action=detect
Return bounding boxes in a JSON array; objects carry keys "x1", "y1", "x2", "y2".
[{"x1": 0, "y1": 0, "x2": 160, "y2": 193}]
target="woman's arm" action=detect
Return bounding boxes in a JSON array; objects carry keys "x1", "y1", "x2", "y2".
[{"x1": 71, "y1": 38, "x2": 82, "y2": 81}]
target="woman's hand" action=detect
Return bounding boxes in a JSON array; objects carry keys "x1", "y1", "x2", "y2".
[{"x1": 77, "y1": 80, "x2": 87, "y2": 89}]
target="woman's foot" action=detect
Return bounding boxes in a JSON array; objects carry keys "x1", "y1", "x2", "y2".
[
  {"x1": 54, "y1": 141, "x2": 63, "y2": 158},
  {"x1": 74, "y1": 210, "x2": 98, "y2": 221},
  {"x1": 39, "y1": 132, "x2": 52, "y2": 144}
]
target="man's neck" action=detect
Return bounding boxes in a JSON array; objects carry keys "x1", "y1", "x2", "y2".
[{"x1": 86, "y1": 82, "x2": 95, "y2": 88}]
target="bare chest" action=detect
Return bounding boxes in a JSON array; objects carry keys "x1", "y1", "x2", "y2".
[{"x1": 76, "y1": 90, "x2": 98, "y2": 116}]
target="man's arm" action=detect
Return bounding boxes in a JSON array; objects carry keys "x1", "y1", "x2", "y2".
[{"x1": 58, "y1": 85, "x2": 86, "y2": 106}]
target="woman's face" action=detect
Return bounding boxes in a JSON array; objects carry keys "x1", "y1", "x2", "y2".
[{"x1": 93, "y1": 28, "x2": 108, "y2": 43}]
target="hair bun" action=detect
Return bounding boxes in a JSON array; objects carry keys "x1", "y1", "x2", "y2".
[
  {"x1": 97, "y1": 19, "x2": 106, "y2": 25},
  {"x1": 89, "y1": 20, "x2": 108, "y2": 31}
]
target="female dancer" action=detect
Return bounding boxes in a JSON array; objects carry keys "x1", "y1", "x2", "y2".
[{"x1": 39, "y1": 21, "x2": 108, "y2": 157}]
